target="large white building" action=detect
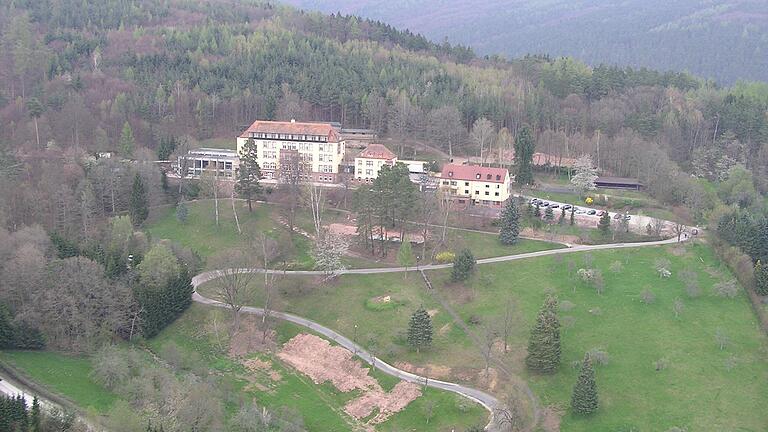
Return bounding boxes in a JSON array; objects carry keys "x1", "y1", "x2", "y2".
[
  {"x1": 236, "y1": 119, "x2": 346, "y2": 183},
  {"x1": 179, "y1": 148, "x2": 239, "y2": 179},
  {"x1": 439, "y1": 163, "x2": 512, "y2": 207}
]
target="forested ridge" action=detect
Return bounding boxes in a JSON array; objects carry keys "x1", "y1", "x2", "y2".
[
  {"x1": 0, "y1": 0, "x2": 768, "y2": 231},
  {"x1": 284, "y1": 0, "x2": 768, "y2": 85}
]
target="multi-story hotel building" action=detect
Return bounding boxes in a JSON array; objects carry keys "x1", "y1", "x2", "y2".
[
  {"x1": 439, "y1": 163, "x2": 512, "y2": 207},
  {"x1": 236, "y1": 119, "x2": 346, "y2": 183}
]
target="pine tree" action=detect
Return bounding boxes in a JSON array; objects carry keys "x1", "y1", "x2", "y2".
[
  {"x1": 534, "y1": 202, "x2": 541, "y2": 217},
  {"x1": 30, "y1": 396, "x2": 41, "y2": 432},
  {"x1": 571, "y1": 353, "x2": 599, "y2": 415},
  {"x1": 525, "y1": 296, "x2": 561, "y2": 373},
  {"x1": 544, "y1": 206, "x2": 555, "y2": 224},
  {"x1": 451, "y1": 248, "x2": 476, "y2": 282},
  {"x1": 236, "y1": 138, "x2": 263, "y2": 212},
  {"x1": 129, "y1": 173, "x2": 149, "y2": 227},
  {"x1": 407, "y1": 307, "x2": 433, "y2": 353},
  {"x1": 176, "y1": 200, "x2": 189, "y2": 223},
  {"x1": 755, "y1": 260, "x2": 768, "y2": 296},
  {"x1": 598, "y1": 211, "x2": 611, "y2": 235},
  {"x1": 514, "y1": 125, "x2": 535, "y2": 185},
  {"x1": 570, "y1": 207, "x2": 576, "y2": 226},
  {"x1": 119, "y1": 121, "x2": 135, "y2": 157},
  {"x1": 499, "y1": 199, "x2": 520, "y2": 245},
  {"x1": 558, "y1": 207, "x2": 566, "y2": 225}
]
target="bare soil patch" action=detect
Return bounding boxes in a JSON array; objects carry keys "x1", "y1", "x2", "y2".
[
  {"x1": 279, "y1": 333, "x2": 423, "y2": 425},
  {"x1": 394, "y1": 362, "x2": 452, "y2": 380},
  {"x1": 243, "y1": 358, "x2": 282, "y2": 381}
]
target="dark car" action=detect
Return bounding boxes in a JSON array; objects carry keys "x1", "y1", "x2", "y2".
[
  {"x1": 550, "y1": 204, "x2": 560, "y2": 209},
  {"x1": 542, "y1": 202, "x2": 550, "y2": 207},
  {"x1": 613, "y1": 213, "x2": 622, "y2": 220},
  {"x1": 562, "y1": 204, "x2": 573, "y2": 210},
  {"x1": 597, "y1": 210, "x2": 607, "y2": 217},
  {"x1": 587, "y1": 209, "x2": 597, "y2": 215}
]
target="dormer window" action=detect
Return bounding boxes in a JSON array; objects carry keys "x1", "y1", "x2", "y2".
[
  {"x1": 486, "y1": 174, "x2": 492, "y2": 180},
  {"x1": 448, "y1": 171, "x2": 453, "y2": 177},
  {"x1": 496, "y1": 175, "x2": 501, "y2": 181},
  {"x1": 476, "y1": 173, "x2": 481, "y2": 179}
]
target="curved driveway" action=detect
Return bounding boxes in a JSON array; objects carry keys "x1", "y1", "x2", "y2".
[{"x1": 193, "y1": 233, "x2": 689, "y2": 430}]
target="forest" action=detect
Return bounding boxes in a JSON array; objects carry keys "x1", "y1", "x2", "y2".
[{"x1": 0, "y1": 0, "x2": 767, "y2": 237}]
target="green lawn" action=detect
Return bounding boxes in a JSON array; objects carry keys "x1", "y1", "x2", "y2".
[
  {"x1": 202, "y1": 243, "x2": 768, "y2": 431},
  {"x1": 429, "y1": 243, "x2": 768, "y2": 431},
  {"x1": 0, "y1": 351, "x2": 118, "y2": 412},
  {"x1": 444, "y1": 227, "x2": 565, "y2": 258}
]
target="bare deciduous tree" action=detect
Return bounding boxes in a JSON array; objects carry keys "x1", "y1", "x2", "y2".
[{"x1": 210, "y1": 249, "x2": 258, "y2": 333}]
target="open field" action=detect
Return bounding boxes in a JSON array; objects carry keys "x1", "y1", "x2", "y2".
[
  {"x1": 0, "y1": 351, "x2": 118, "y2": 412},
  {"x1": 201, "y1": 242, "x2": 768, "y2": 431}
]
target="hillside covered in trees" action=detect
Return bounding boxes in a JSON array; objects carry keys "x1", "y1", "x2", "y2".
[
  {"x1": 1, "y1": 0, "x2": 768, "y2": 235},
  {"x1": 285, "y1": 0, "x2": 768, "y2": 84}
]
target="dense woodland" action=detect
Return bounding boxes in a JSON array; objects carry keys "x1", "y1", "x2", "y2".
[{"x1": 284, "y1": 0, "x2": 768, "y2": 84}]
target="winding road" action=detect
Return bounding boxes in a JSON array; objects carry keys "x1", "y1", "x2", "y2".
[{"x1": 192, "y1": 233, "x2": 690, "y2": 431}]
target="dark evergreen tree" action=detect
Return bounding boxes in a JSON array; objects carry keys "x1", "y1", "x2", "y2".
[
  {"x1": 406, "y1": 307, "x2": 433, "y2": 353},
  {"x1": 544, "y1": 206, "x2": 555, "y2": 224},
  {"x1": 129, "y1": 173, "x2": 149, "y2": 227},
  {"x1": 30, "y1": 396, "x2": 41, "y2": 432},
  {"x1": 156, "y1": 135, "x2": 177, "y2": 161},
  {"x1": 598, "y1": 211, "x2": 611, "y2": 235},
  {"x1": 571, "y1": 353, "x2": 599, "y2": 415},
  {"x1": 451, "y1": 248, "x2": 476, "y2": 282},
  {"x1": 570, "y1": 207, "x2": 576, "y2": 225},
  {"x1": 176, "y1": 200, "x2": 189, "y2": 223},
  {"x1": 0, "y1": 305, "x2": 13, "y2": 348},
  {"x1": 134, "y1": 268, "x2": 193, "y2": 338},
  {"x1": 236, "y1": 138, "x2": 263, "y2": 212},
  {"x1": 525, "y1": 295, "x2": 561, "y2": 373},
  {"x1": 50, "y1": 232, "x2": 80, "y2": 258},
  {"x1": 558, "y1": 207, "x2": 566, "y2": 225},
  {"x1": 514, "y1": 126, "x2": 535, "y2": 185},
  {"x1": 755, "y1": 260, "x2": 768, "y2": 296},
  {"x1": 499, "y1": 199, "x2": 520, "y2": 245}
]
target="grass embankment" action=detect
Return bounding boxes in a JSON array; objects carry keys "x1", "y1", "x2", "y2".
[
  {"x1": 147, "y1": 200, "x2": 564, "y2": 268},
  {"x1": 150, "y1": 304, "x2": 487, "y2": 431},
  {"x1": 203, "y1": 242, "x2": 768, "y2": 431},
  {"x1": 0, "y1": 351, "x2": 118, "y2": 412}
]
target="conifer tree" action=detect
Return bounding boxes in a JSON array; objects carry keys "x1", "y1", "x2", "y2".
[
  {"x1": 570, "y1": 207, "x2": 576, "y2": 225},
  {"x1": 407, "y1": 307, "x2": 433, "y2": 353},
  {"x1": 525, "y1": 295, "x2": 561, "y2": 373},
  {"x1": 755, "y1": 260, "x2": 768, "y2": 296},
  {"x1": 451, "y1": 248, "x2": 476, "y2": 282},
  {"x1": 30, "y1": 396, "x2": 41, "y2": 432},
  {"x1": 544, "y1": 206, "x2": 555, "y2": 224},
  {"x1": 558, "y1": 207, "x2": 566, "y2": 225},
  {"x1": 571, "y1": 353, "x2": 599, "y2": 415},
  {"x1": 176, "y1": 200, "x2": 188, "y2": 223},
  {"x1": 236, "y1": 138, "x2": 263, "y2": 212},
  {"x1": 499, "y1": 199, "x2": 520, "y2": 245},
  {"x1": 598, "y1": 211, "x2": 611, "y2": 235},
  {"x1": 514, "y1": 125, "x2": 535, "y2": 185},
  {"x1": 129, "y1": 173, "x2": 149, "y2": 227},
  {"x1": 534, "y1": 202, "x2": 542, "y2": 217},
  {"x1": 119, "y1": 121, "x2": 135, "y2": 157}
]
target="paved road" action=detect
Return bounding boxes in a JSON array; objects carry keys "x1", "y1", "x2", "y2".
[
  {"x1": 193, "y1": 233, "x2": 690, "y2": 430},
  {"x1": 191, "y1": 291, "x2": 502, "y2": 429}
]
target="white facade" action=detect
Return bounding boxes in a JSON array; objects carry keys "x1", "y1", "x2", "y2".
[{"x1": 236, "y1": 120, "x2": 345, "y2": 183}]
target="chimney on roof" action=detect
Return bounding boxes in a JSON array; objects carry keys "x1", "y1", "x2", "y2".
[{"x1": 291, "y1": 118, "x2": 296, "y2": 123}]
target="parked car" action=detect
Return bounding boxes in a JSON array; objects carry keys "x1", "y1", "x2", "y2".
[
  {"x1": 613, "y1": 213, "x2": 622, "y2": 220},
  {"x1": 550, "y1": 204, "x2": 560, "y2": 209},
  {"x1": 542, "y1": 202, "x2": 550, "y2": 207},
  {"x1": 597, "y1": 210, "x2": 607, "y2": 216},
  {"x1": 530, "y1": 198, "x2": 539, "y2": 205},
  {"x1": 562, "y1": 204, "x2": 573, "y2": 210},
  {"x1": 575, "y1": 209, "x2": 587, "y2": 215},
  {"x1": 624, "y1": 215, "x2": 632, "y2": 221},
  {"x1": 587, "y1": 209, "x2": 597, "y2": 215}
]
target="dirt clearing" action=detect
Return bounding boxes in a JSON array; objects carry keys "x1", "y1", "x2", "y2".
[{"x1": 279, "y1": 333, "x2": 422, "y2": 425}]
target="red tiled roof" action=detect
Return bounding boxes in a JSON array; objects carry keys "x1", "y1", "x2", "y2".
[
  {"x1": 357, "y1": 144, "x2": 397, "y2": 160},
  {"x1": 440, "y1": 164, "x2": 509, "y2": 183},
  {"x1": 240, "y1": 120, "x2": 339, "y2": 142}
]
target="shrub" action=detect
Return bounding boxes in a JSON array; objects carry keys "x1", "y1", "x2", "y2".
[
  {"x1": 435, "y1": 251, "x2": 455, "y2": 264},
  {"x1": 714, "y1": 280, "x2": 739, "y2": 298}
]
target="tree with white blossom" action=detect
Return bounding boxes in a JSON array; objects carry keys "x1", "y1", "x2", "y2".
[{"x1": 571, "y1": 154, "x2": 598, "y2": 197}]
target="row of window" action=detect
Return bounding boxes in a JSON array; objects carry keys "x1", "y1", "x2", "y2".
[
  {"x1": 357, "y1": 169, "x2": 375, "y2": 176},
  {"x1": 249, "y1": 132, "x2": 329, "y2": 142},
  {"x1": 464, "y1": 190, "x2": 501, "y2": 197},
  {"x1": 446, "y1": 171, "x2": 504, "y2": 182},
  {"x1": 442, "y1": 180, "x2": 502, "y2": 189}
]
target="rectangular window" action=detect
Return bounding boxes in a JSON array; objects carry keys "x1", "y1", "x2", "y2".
[
  {"x1": 485, "y1": 191, "x2": 489, "y2": 196},
  {"x1": 366, "y1": 160, "x2": 374, "y2": 166},
  {"x1": 464, "y1": 190, "x2": 469, "y2": 195},
  {"x1": 475, "y1": 191, "x2": 479, "y2": 195},
  {"x1": 495, "y1": 192, "x2": 499, "y2": 196}
]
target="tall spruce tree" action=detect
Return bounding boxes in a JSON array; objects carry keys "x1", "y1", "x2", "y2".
[
  {"x1": 236, "y1": 138, "x2": 263, "y2": 212},
  {"x1": 514, "y1": 125, "x2": 535, "y2": 185},
  {"x1": 451, "y1": 248, "x2": 476, "y2": 282},
  {"x1": 499, "y1": 199, "x2": 521, "y2": 245},
  {"x1": 129, "y1": 173, "x2": 149, "y2": 227},
  {"x1": 755, "y1": 260, "x2": 768, "y2": 296},
  {"x1": 119, "y1": 121, "x2": 135, "y2": 157},
  {"x1": 525, "y1": 295, "x2": 561, "y2": 373},
  {"x1": 598, "y1": 211, "x2": 611, "y2": 235},
  {"x1": 544, "y1": 206, "x2": 555, "y2": 224},
  {"x1": 571, "y1": 353, "x2": 599, "y2": 415},
  {"x1": 407, "y1": 307, "x2": 433, "y2": 353}
]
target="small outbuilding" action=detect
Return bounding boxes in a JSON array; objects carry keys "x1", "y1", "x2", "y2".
[{"x1": 595, "y1": 177, "x2": 644, "y2": 190}]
